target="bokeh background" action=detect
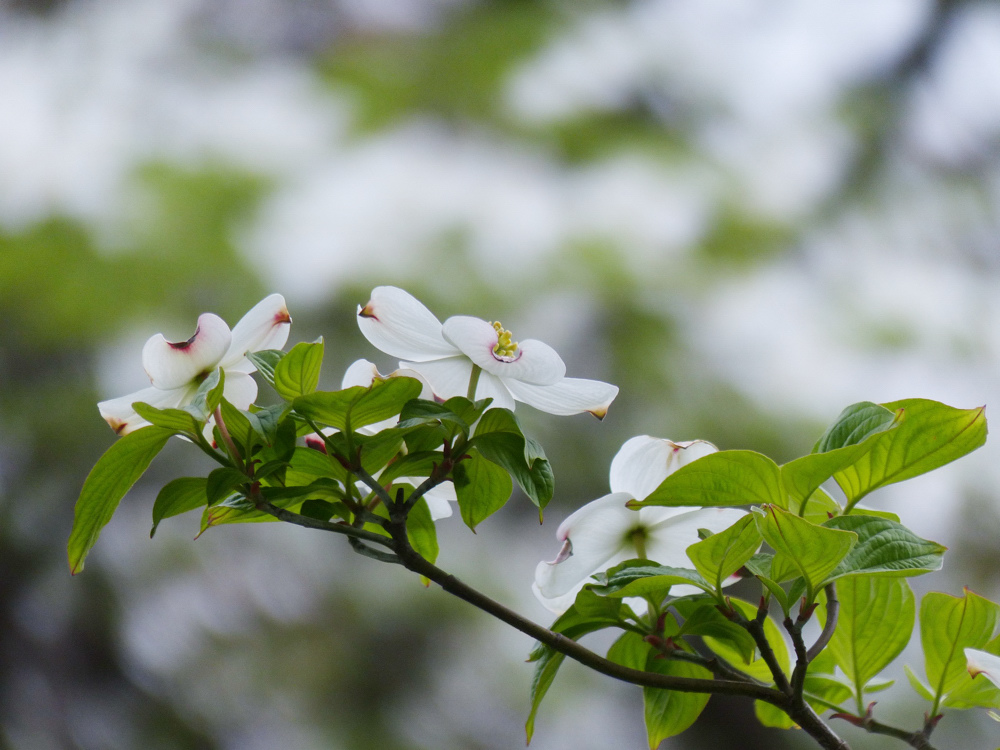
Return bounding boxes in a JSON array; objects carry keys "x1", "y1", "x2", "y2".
[{"x1": 3, "y1": 0, "x2": 1000, "y2": 747}]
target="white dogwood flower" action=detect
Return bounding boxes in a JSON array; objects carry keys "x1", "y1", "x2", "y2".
[
  {"x1": 533, "y1": 435, "x2": 746, "y2": 614},
  {"x1": 98, "y1": 294, "x2": 291, "y2": 435},
  {"x1": 357, "y1": 286, "x2": 618, "y2": 418}
]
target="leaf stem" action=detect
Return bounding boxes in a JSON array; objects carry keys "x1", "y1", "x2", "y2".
[{"x1": 213, "y1": 406, "x2": 245, "y2": 474}]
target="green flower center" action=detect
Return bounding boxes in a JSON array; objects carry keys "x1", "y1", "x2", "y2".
[
  {"x1": 629, "y1": 527, "x2": 648, "y2": 560},
  {"x1": 492, "y1": 321, "x2": 520, "y2": 361}
]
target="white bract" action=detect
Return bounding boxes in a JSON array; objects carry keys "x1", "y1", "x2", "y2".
[
  {"x1": 357, "y1": 286, "x2": 618, "y2": 418},
  {"x1": 965, "y1": 648, "x2": 1000, "y2": 689},
  {"x1": 533, "y1": 435, "x2": 747, "y2": 614},
  {"x1": 98, "y1": 294, "x2": 291, "y2": 436}
]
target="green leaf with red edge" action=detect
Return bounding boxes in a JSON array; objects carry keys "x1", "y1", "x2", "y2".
[
  {"x1": 782, "y1": 401, "x2": 900, "y2": 510},
  {"x1": 834, "y1": 399, "x2": 987, "y2": 506},
  {"x1": 69, "y1": 425, "x2": 174, "y2": 573},
  {"x1": 920, "y1": 589, "x2": 1000, "y2": 710},
  {"x1": 755, "y1": 505, "x2": 856, "y2": 601}
]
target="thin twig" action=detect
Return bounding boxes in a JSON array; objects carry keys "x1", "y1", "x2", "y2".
[
  {"x1": 738, "y1": 610, "x2": 792, "y2": 694},
  {"x1": 808, "y1": 583, "x2": 839, "y2": 661},
  {"x1": 831, "y1": 714, "x2": 938, "y2": 750},
  {"x1": 381, "y1": 517, "x2": 786, "y2": 704},
  {"x1": 784, "y1": 615, "x2": 810, "y2": 697},
  {"x1": 254, "y1": 498, "x2": 395, "y2": 550}
]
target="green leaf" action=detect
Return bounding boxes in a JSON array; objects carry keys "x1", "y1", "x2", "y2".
[
  {"x1": 829, "y1": 577, "x2": 915, "y2": 705},
  {"x1": 793, "y1": 487, "x2": 843, "y2": 525},
  {"x1": 218, "y1": 399, "x2": 256, "y2": 453},
  {"x1": 206, "y1": 467, "x2": 247, "y2": 505},
  {"x1": 633, "y1": 450, "x2": 785, "y2": 510},
  {"x1": 607, "y1": 632, "x2": 711, "y2": 748},
  {"x1": 920, "y1": 589, "x2": 1000, "y2": 711},
  {"x1": 68, "y1": 426, "x2": 174, "y2": 574},
  {"x1": 200, "y1": 496, "x2": 271, "y2": 532},
  {"x1": 755, "y1": 506, "x2": 856, "y2": 600},
  {"x1": 248, "y1": 402, "x2": 288, "y2": 445},
  {"x1": 589, "y1": 560, "x2": 712, "y2": 599},
  {"x1": 643, "y1": 658, "x2": 712, "y2": 745},
  {"x1": 471, "y1": 408, "x2": 554, "y2": 511},
  {"x1": 823, "y1": 515, "x2": 946, "y2": 580},
  {"x1": 247, "y1": 349, "x2": 283, "y2": 388},
  {"x1": 743, "y1": 552, "x2": 799, "y2": 613},
  {"x1": 781, "y1": 401, "x2": 900, "y2": 513},
  {"x1": 273, "y1": 339, "x2": 324, "y2": 400},
  {"x1": 674, "y1": 600, "x2": 757, "y2": 664},
  {"x1": 286, "y1": 445, "x2": 340, "y2": 486},
  {"x1": 355, "y1": 428, "x2": 410, "y2": 476},
  {"x1": 905, "y1": 665, "x2": 935, "y2": 701},
  {"x1": 803, "y1": 675, "x2": 853, "y2": 708},
  {"x1": 293, "y1": 377, "x2": 423, "y2": 432},
  {"x1": 398, "y1": 399, "x2": 471, "y2": 431},
  {"x1": 151, "y1": 477, "x2": 208, "y2": 537},
  {"x1": 525, "y1": 589, "x2": 625, "y2": 740},
  {"x1": 703, "y1": 597, "x2": 791, "y2": 684},
  {"x1": 406, "y1": 497, "x2": 439, "y2": 567},
  {"x1": 299, "y1": 499, "x2": 339, "y2": 522},
  {"x1": 943, "y1": 636, "x2": 1000, "y2": 709},
  {"x1": 835, "y1": 399, "x2": 987, "y2": 506},
  {"x1": 782, "y1": 403, "x2": 899, "y2": 511},
  {"x1": 754, "y1": 700, "x2": 797, "y2": 729},
  {"x1": 814, "y1": 401, "x2": 900, "y2": 454},
  {"x1": 131, "y1": 402, "x2": 204, "y2": 437},
  {"x1": 685, "y1": 514, "x2": 762, "y2": 592},
  {"x1": 863, "y1": 677, "x2": 895, "y2": 694},
  {"x1": 259, "y1": 478, "x2": 342, "y2": 504},
  {"x1": 253, "y1": 459, "x2": 289, "y2": 483},
  {"x1": 378, "y1": 450, "x2": 442, "y2": 485},
  {"x1": 453, "y1": 450, "x2": 512, "y2": 530},
  {"x1": 188, "y1": 368, "x2": 225, "y2": 419},
  {"x1": 540, "y1": 588, "x2": 625, "y2": 646},
  {"x1": 525, "y1": 646, "x2": 564, "y2": 744}
]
